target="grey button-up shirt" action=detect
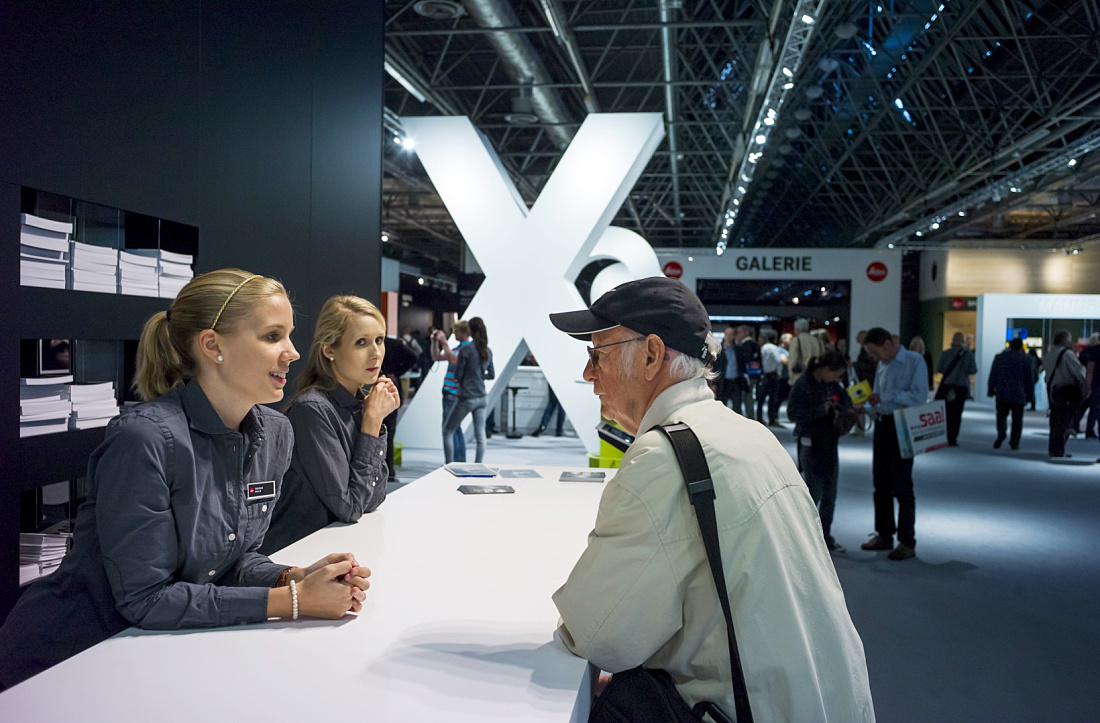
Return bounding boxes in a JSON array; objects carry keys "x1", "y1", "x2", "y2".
[
  {"x1": 261, "y1": 383, "x2": 388, "y2": 554},
  {"x1": 0, "y1": 380, "x2": 293, "y2": 687}
]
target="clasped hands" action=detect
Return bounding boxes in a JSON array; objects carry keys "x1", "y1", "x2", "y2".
[{"x1": 291, "y1": 552, "x2": 371, "y2": 619}]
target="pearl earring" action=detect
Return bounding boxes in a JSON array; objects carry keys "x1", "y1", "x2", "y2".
[
  {"x1": 328, "y1": 356, "x2": 334, "y2": 360},
  {"x1": 216, "y1": 355, "x2": 224, "y2": 362}
]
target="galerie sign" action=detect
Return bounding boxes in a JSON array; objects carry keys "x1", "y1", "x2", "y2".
[{"x1": 734, "y1": 255, "x2": 813, "y2": 272}]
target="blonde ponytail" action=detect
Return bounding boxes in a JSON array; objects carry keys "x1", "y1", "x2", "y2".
[{"x1": 133, "y1": 311, "x2": 187, "y2": 401}]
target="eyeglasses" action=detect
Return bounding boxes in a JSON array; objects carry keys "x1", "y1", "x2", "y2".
[{"x1": 587, "y1": 336, "x2": 646, "y2": 368}]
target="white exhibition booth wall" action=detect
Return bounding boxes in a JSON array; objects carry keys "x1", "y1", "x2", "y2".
[
  {"x1": 654, "y1": 248, "x2": 903, "y2": 353},
  {"x1": 976, "y1": 293, "x2": 1100, "y2": 406}
]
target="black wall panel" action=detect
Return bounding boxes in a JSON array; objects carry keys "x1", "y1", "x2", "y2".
[{"x1": 0, "y1": 0, "x2": 384, "y2": 618}]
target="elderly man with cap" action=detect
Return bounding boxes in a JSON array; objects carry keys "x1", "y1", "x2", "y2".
[{"x1": 549, "y1": 277, "x2": 873, "y2": 721}]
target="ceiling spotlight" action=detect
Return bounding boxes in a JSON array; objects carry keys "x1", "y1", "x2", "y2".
[
  {"x1": 1072, "y1": 248, "x2": 1081, "y2": 255},
  {"x1": 887, "y1": 243, "x2": 895, "y2": 248},
  {"x1": 764, "y1": 117, "x2": 775, "y2": 126},
  {"x1": 381, "y1": 233, "x2": 389, "y2": 243},
  {"x1": 402, "y1": 137, "x2": 416, "y2": 151},
  {"x1": 782, "y1": 67, "x2": 794, "y2": 78},
  {"x1": 738, "y1": 186, "x2": 746, "y2": 193},
  {"x1": 417, "y1": 277, "x2": 425, "y2": 285},
  {"x1": 1068, "y1": 158, "x2": 1078, "y2": 167},
  {"x1": 783, "y1": 82, "x2": 794, "y2": 90},
  {"x1": 801, "y1": 14, "x2": 815, "y2": 24},
  {"x1": 393, "y1": 136, "x2": 402, "y2": 144},
  {"x1": 915, "y1": 231, "x2": 923, "y2": 237},
  {"x1": 931, "y1": 222, "x2": 940, "y2": 230},
  {"x1": 755, "y1": 134, "x2": 767, "y2": 144},
  {"x1": 792, "y1": 297, "x2": 800, "y2": 304},
  {"x1": 958, "y1": 211, "x2": 966, "y2": 216}
]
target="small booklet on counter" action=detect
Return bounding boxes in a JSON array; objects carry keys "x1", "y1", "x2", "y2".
[
  {"x1": 445, "y1": 463, "x2": 497, "y2": 478},
  {"x1": 457, "y1": 484, "x2": 515, "y2": 495},
  {"x1": 559, "y1": 470, "x2": 607, "y2": 482},
  {"x1": 498, "y1": 468, "x2": 542, "y2": 479}
]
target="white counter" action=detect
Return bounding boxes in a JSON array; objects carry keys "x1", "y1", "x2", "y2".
[{"x1": 0, "y1": 464, "x2": 610, "y2": 722}]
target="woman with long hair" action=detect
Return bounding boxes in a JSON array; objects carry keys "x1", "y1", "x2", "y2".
[
  {"x1": 262, "y1": 295, "x2": 400, "y2": 554},
  {"x1": 441, "y1": 316, "x2": 494, "y2": 463},
  {"x1": 0, "y1": 269, "x2": 371, "y2": 688},
  {"x1": 786, "y1": 350, "x2": 857, "y2": 552}
]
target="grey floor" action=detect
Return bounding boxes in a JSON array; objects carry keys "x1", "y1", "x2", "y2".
[{"x1": 395, "y1": 405, "x2": 1100, "y2": 722}]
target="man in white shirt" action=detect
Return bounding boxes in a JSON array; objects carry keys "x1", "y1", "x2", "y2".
[
  {"x1": 548, "y1": 277, "x2": 874, "y2": 721},
  {"x1": 756, "y1": 329, "x2": 787, "y2": 426}
]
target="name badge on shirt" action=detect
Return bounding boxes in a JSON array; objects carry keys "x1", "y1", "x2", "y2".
[{"x1": 247, "y1": 481, "x2": 276, "y2": 502}]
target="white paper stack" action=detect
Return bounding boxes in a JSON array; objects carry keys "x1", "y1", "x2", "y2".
[
  {"x1": 69, "y1": 381, "x2": 120, "y2": 430},
  {"x1": 117, "y1": 250, "x2": 160, "y2": 297},
  {"x1": 19, "y1": 531, "x2": 71, "y2": 585},
  {"x1": 20, "y1": 214, "x2": 73, "y2": 289},
  {"x1": 20, "y1": 376, "x2": 73, "y2": 437},
  {"x1": 69, "y1": 240, "x2": 119, "y2": 293},
  {"x1": 124, "y1": 249, "x2": 195, "y2": 298},
  {"x1": 158, "y1": 249, "x2": 194, "y2": 298}
]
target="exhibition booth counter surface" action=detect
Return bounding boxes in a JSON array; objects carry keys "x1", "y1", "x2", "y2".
[{"x1": 0, "y1": 465, "x2": 609, "y2": 722}]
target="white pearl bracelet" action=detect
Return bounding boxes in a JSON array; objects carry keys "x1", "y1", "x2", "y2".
[{"x1": 289, "y1": 579, "x2": 299, "y2": 621}]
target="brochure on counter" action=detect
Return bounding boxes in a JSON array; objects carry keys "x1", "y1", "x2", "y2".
[
  {"x1": 559, "y1": 470, "x2": 607, "y2": 482},
  {"x1": 444, "y1": 463, "x2": 497, "y2": 478}
]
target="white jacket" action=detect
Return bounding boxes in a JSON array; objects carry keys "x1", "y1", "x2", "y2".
[{"x1": 554, "y1": 378, "x2": 874, "y2": 721}]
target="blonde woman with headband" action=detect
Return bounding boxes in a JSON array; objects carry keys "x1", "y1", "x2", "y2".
[
  {"x1": 0, "y1": 269, "x2": 371, "y2": 689},
  {"x1": 262, "y1": 295, "x2": 400, "y2": 554}
]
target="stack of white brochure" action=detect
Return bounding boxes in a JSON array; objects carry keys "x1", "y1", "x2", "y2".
[
  {"x1": 126, "y1": 249, "x2": 195, "y2": 298},
  {"x1": 19, "y1": 529, "x2": 71, "y2": 585},
  {"x1": 158, "y1": 249, "x2": 195, "y2": 298},
  {"x1": 19, "y1": 376, "x2": 73, "y2": 437},
  {"x1": 69, "y1": 241, "x2": 119, "y2": 293},
  {"x1": 20, "y1": 214, "x2": 72, "y2": 289},
  {"x1": 117, "y1": 250, "x2": 160, "y2": 297},
  {"x1": 69, "y1": 382, "x2": 119, "y2": 430}
]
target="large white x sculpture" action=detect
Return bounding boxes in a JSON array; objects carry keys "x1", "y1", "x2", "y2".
[{"x1": 396, "y1": 113, "x2": 665, "y2": 455}]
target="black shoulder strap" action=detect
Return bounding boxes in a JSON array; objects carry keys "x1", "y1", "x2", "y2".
[{"x1": 655, "y1": 423, "x2": 754, "y2": 723}]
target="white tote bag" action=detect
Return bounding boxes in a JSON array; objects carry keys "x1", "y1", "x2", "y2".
[{"x1": 893, "y1": 400, "x2": 948, "y2": 458}]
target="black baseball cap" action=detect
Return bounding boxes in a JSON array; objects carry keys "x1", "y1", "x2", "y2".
[{"x1": 549, "y1": 276, "x2": 715, "y2": 363}]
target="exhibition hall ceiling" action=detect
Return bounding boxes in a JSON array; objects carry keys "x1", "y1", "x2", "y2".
[{"x1": 382, "y1": 0, "x2": 1100, "y2": 273}]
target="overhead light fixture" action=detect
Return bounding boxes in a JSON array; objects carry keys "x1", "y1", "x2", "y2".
[
  {"x1": 801, "y1": 14, "x2": 815, "y2": 24},
  {"x1": 958, "y1": 211, "x2": 966, "y2": 216},
  {"x1": 887, "y1": 243, "x2": 895, "y2": 248},
  {"x1": 402, "y1": 137, "x2": 416, "y2": 151},
  {"x1": 688, "y1": 256, "x2": 694, "y2": 262},
  {"x1": 782, "y1": 67, "x2": 793, "y2": 77},
  {"x1": 381, "y1": 233, "x2": 389, "y2": 243},
  {"x1": 1068, "y1": 158, "x2": 1078, "y2": 167},
  {"x1": 755, "y1": 134, "x2": 767, "y2": 144},
  {"x1": 915, "y1": 231, "x2": 923, "y2": 237},
  {"x1": 930, "y1": 222, "x2": 940, "y2": 230},
  {"x1": 417, "y1": 277, "x2": 425, "y2": 285}
]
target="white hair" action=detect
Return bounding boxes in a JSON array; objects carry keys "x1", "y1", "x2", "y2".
[{"x1": 617, "y1": 328, "x2": 720, "y2": 382}]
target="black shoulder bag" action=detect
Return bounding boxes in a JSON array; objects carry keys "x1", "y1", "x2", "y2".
[
  {"x1": 588, "y1": 423, "x2": 752, "y2": 723},
  {"x1": 934, "y1": 348, "x2": 969, "y2": 402}
]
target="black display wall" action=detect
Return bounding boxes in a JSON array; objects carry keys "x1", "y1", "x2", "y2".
[{"x1": 0, "y1": 1, "x2": 384, "y2": 618}]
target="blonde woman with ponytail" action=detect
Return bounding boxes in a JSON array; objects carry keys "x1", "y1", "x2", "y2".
[
  {"x1": 262, "y1": 295, "x2": 400, "y2": 554},
  {"x1": 0, "y1": 269, "x2": 371, "y2": 689}
]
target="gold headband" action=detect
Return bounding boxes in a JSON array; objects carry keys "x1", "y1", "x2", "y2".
[{"x1": 210, "y1": 275, "x2": 262, "y2": 330}]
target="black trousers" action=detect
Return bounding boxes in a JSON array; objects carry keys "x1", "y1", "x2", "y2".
[
  {"x1": 942, "y1": 386, "x2": 967, "y2": 444},
  {"x1": 995, "y1": 400, "x2": 1024, "y2": 447},
  {"x1": 1049, "y1": 403, "x2": 1076, "y2": 456},
  {"x1": 798, "y1": 437, "x2": 839, "y2": 541},
  {"x1": 756, "y1": 374, "x2": 781, "y2": 423},
  {"x1": 872, "y1": 415, "x2": 915, "y2": 547}
]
